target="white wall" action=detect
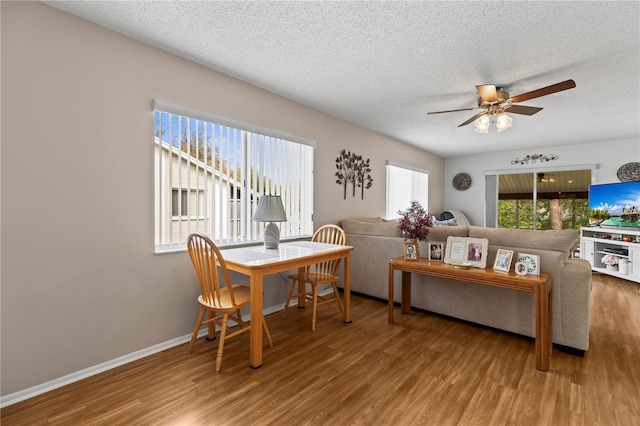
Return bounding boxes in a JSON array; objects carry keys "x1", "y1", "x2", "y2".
[
  {"x1": 444, "y1": 139, "x2": 639, "y2": 226},
  {"x1": 0, "y1": 2, "x2": 443, "y2": 398}
]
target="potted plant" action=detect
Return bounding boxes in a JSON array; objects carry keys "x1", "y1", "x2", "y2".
[
  {"x1": 397, "y1": 201, "x2": 432, "y2": 242},
  {"x1": 601, "y1": 254, "x2": 620, "y2": 271}
]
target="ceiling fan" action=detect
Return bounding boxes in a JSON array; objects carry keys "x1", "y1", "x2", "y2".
[{"x1": 427, "y1": 79, "x2": 576, "y2": 132}]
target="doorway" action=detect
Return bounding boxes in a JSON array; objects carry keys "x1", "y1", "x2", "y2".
[{"x1": 496, "y1": 169, "x2": 591, "y2": 230}]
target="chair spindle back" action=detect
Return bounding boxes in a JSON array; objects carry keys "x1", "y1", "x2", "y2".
[
  {"x1": 310, "y1": 225, "x2": 347, "y2": 276},
  {"x1": 187, "y1": 233, "x2": 236, "y2": 308}
]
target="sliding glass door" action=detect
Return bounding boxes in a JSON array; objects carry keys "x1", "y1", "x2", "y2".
[{"x1": 496, "y1": 169, "x2": 591, "y2": 230}]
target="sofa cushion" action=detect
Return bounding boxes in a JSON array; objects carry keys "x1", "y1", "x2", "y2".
[
  {"x1": 344, "y1": 217, "x2": 383, "y2": 224},
  {"x1": 426, "y1": 225, "x2": 469, "y2": 242},
  {"x1": 341, "y1": 218, "x2": 402, "y2": 237},
  {"x1": 468, "y1": 226, "x2": 579, "y2": 255}
]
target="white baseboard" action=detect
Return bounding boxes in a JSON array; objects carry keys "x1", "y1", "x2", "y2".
[{"x1": 0, "y1": 303, "x2": 288, "y2": 408}]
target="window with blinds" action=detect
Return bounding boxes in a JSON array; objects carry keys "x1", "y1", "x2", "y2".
[
  {"x1": 153, "y1": 100, "x2": 315, "y2": 253},
  {"x1": 385, "y1": 161, "x2": 429, "y2": 219}
]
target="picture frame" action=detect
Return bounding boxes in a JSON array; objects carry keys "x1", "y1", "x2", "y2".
[
  {"x1": 493, "y1": 249, "x2": 514, "y2": 272},
  {"x1": 428, "y1": 242, "x2": 444, "y2": 262},
  {"x1": 515, "y1": 262, "x2": 528, "y2": 275},
  {"x1": 517, "y1": 253, "x2": 540, "y2": 275},
  {"x1": 464, "y1": 238, "x2": 489, "y2": 268},
  {"x1": 444, "y1": 237, "x2": 467, "y2": 264},
  {"x1": 404, "y1": 241, "x2": 419, "y2": 260},
  {"x1": 444, "y1": 237, "x2": 489, "y2": 268}
]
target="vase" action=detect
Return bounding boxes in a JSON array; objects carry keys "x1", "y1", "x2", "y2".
[
  {"x1": 619, "y1": 259, "x2": 629, "y2": 275},
  {"x1": 605, "y1": 264, "x2": 618, "y2": 271}
]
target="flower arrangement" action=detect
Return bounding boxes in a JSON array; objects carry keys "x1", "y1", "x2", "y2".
[
  {"x1": 397, "y1": 201, "x2": 432, "y2": 242},
  {"x1": 601, "y1": 254, "x2": 620, "y2": 266}
]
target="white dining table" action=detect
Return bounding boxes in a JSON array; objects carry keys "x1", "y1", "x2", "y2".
[{"x1": 221, "y1": 241, "x2": 354, "y2": 369}]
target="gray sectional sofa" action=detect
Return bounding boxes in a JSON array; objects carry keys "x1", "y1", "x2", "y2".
[{"x1": 340, "y1": 217, "x2": 593, "y2": 352}]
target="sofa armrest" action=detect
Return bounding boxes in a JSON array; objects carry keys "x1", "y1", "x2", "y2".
[
  {"x1": 558, "y1": 258, "x2": 592, "y2": 350},
  {"x1": 562, "y1": 258, "x2": 593, "y2": 293}
]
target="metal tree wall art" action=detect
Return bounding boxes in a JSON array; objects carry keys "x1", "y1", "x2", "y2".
[{"x1": 335, "y1": 149, "x2": 373, "y2": 199}]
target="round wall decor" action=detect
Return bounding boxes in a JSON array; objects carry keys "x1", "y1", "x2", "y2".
[
  {"x1": 617, "y1": 162, "x2": 640, "y2": 182},
  {"x1": 452, "y1": 172, "x2": 472, "y2": 191}
]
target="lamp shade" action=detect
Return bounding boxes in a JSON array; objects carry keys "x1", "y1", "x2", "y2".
[
  {"x1": 496, "y1": 113, "x2": 513, "y2": 132},
  {"x1": 253, "y1": 195, "x2": 287, "y2": 249},
  {"x1": 253, "y1": 195, "x2": 287, "y2": 222},
  {"x1": 474, "y1": 115, "x2": 490, "y2": 133}
]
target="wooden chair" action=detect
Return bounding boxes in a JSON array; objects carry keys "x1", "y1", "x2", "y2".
[
  {"x1": 282, "y1": 224, "x2": 346, "y2": 330},
  {"x1": 187, "y1": 233, "x2": 273, "y2": 373}
]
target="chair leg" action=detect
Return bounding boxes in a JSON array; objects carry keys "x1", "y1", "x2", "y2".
[
  {"x1": 311, "y1": 284, "x2": 318, "y2": 331},
  {"x1": 188, "y1": 308, "x2": 207, "y2": 352},
  {"x1": 331, "y1": 282, "x2": 345, "y2": 320},
  {"x1": 206, "y1": 310, "x2": 216, "y2": 340},
  {"x1": 234, "y1": 309, "x2": 247, "y2": 328},
  {"x1": 262, "y1": 317, "x2": 274, "y2": 347},
  {"x1": 215, "y1": 313, "x2": 229, "y2": 374},
  {"x1": 282, "y1": 278, "x2": 298, "y2": 319}
]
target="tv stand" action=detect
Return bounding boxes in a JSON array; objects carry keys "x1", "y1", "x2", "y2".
[{"x1": 580, "y1": 227, "x2": 640, "y2": 283}]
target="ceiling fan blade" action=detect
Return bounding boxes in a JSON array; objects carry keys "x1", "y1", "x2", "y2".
[
  {"x1": 427, "y1": 107, "x2": 483, "y2": 115},
  {"x1": 509, "y1": 79, "x2": 576, "y2": 103},
  {"x1": 458, "y1": 111, "x2": 487, "y2": 127},
  {"x1": 504, "y1": 105, "x2": 543, "y2": 116},
  {"x1": 476, "y1": 84, "x2": 498, "y2": 103}
]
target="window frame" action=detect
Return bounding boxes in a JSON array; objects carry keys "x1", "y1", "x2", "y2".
[
  {"x1": 172, "y1": 188, "x2": 205, "y2": 219},
  {"x1": 385, "y1": 161, "x2": 429, "y2": 220},
  {"x1": 153, "y1": 100, "x2": 315, "y2": 253}
]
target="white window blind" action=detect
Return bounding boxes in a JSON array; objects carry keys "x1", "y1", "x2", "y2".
[
  {"x1": 153, "y1": 100, "x2": 315, "y2": 253},
  {"x1": 385, "y1": 161, "x2": 429, "y2": 219}
]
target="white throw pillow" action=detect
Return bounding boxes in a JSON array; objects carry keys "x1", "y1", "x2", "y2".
[{"x1": 431, "y1": 216, "x2": 458, "y2": 226}]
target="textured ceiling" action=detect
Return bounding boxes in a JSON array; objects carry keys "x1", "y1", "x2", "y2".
[{"x1": 43, "y1": 1, "x2": 640, "y2": 158}]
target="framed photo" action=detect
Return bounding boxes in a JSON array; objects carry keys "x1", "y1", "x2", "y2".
[
  {"x1": 517, "y1": 253, "x2": 540, "y2": 275},
  {"x1": 444, "y1": 237, "x2": 467, "y2": 264},
  {"x1": 428, "y1": 242, "x2": 444, "y2": 262},
  {"x1": 404, "y1": 242, "x2": 419, "y2": 260},
  {"x1": 444, "y1": 237, "x2": 489, "y2": 268},
  {"x1": 493, "y1": 249, "x2": 514, "y2": 272},
  {"x1": 464, "y1": 238, "x2": 489, "y2": 268},
  {"x1": 515, "y1": 262, "x2": 528, "y2": 275}
]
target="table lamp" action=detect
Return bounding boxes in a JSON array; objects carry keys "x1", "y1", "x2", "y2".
[{"x1": 253, "y1": 195, "x2": 287, "y2": 249}]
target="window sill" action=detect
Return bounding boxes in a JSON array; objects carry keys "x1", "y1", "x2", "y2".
[{"x1": 154, "y1": 235, "x2": 312, "y2": 255}]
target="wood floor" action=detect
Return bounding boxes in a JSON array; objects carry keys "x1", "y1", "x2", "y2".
[{"x1": 2, "y1": 273, "x2": 639, "y2": 425}]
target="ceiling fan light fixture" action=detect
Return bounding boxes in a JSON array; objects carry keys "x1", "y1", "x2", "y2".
[
  {"x1": 429, "y1": 79, "x2": 575, "y2": 134},
  {"x1": 473, "y1": 115, "x2": 490, "y2": 133},
  {"x1": 496, "y1": 112, "x2": 513, "y2": 132}
]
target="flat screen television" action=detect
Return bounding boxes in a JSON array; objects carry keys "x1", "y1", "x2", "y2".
[{"x1": 588, "y1": 181, "x2": 640, "y2": 228}]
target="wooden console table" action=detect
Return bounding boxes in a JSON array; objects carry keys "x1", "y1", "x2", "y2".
[{"x1": 388, "y1": 258, "x2": 553, "y2": 371}]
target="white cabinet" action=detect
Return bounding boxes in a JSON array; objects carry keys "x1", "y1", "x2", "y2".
[
  {"x1": 580, "y1": 227, "x2": 640, "y2": 283},
  {"x1": 580, "y1": 238, "x2": 594, "y2": 265}
]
